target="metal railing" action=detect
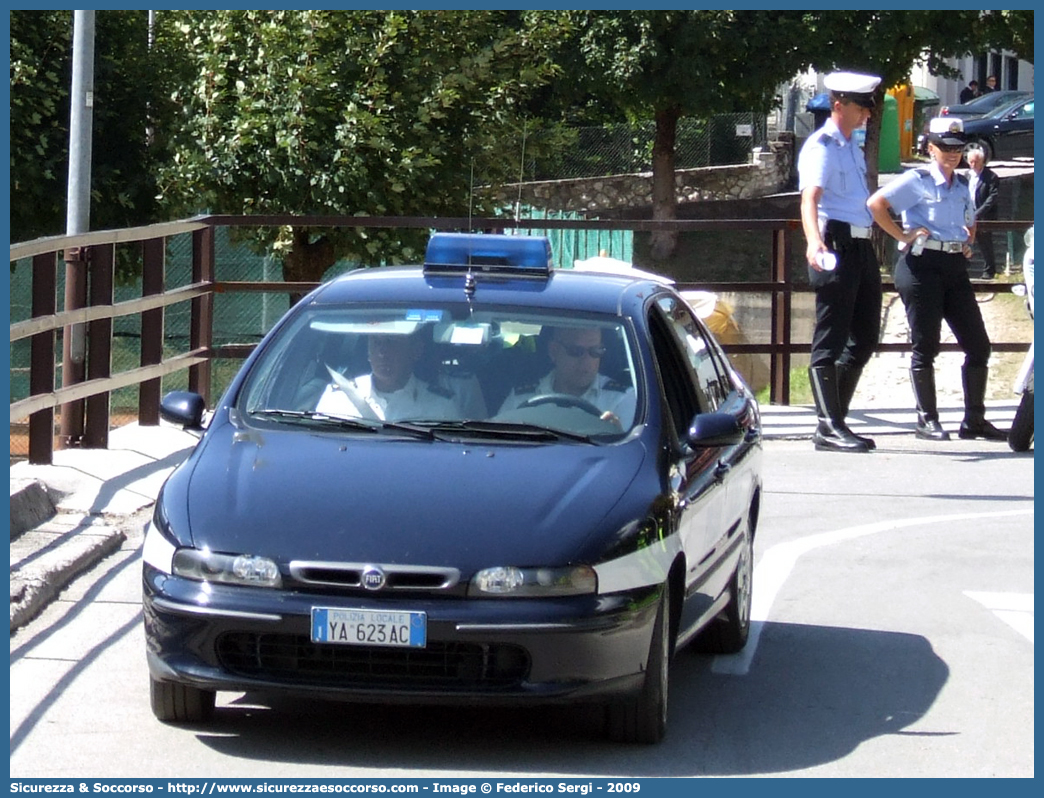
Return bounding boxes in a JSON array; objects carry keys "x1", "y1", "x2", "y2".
[{"x1": 10, "y1": 214, "x2": 1031, "y2": 464}]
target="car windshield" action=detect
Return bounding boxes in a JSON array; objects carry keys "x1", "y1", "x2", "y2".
[
  {"x1": 983, "y1": 98, "x2": 1032, "y2": 119},
  {"x1": 237, "y1": 304, "x2": 641, "y2": 441},
  {"x1": 955, "y1": 91, "x2": 1027, "y2": 112}
]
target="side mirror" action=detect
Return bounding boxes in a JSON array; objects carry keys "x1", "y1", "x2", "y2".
[
  {"x1": 686, "y1": 411, "x2": 744, "y2": 448},
  {"x1": 160, "y1": 391, "x2": 206, "y2": 430}
]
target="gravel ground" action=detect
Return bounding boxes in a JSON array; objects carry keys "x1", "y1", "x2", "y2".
[{"x1": 853, "y1": 285, "x2": 1032, "y2": 410}]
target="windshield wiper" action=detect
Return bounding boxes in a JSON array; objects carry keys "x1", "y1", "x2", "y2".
[
  {"x1": 248, "y1": 408, "x2": 378, "y2": 432},
  {"x1": 249, "y1": 411, "x2": 596, "y2": 443},
  {"x1": 379, "y1": 421, "x2": 438, "y2": 440},
  {"x1": 408, "y1": 419, "x2": 596, "y2": 443}
]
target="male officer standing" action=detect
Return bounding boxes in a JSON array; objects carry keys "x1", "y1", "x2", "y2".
[{"x1": 798, "y1": 71, "x2": 883, "y2": 453}]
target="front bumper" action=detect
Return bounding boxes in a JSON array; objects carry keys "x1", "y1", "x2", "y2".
[{"x1": 143, "y1": 565, "x2": 659, "y2": 706}]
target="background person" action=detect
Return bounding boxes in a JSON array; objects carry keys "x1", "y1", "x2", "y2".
[
  {"x1": 797, "y1": 70, "x2": 883, "y2": 453},
  {"x1": 959, "y1": 79, "x2": 980, "y2": 104},
  {"x1": 966, "y1": 146, "x2": 1001, "y2": 278},
  {"x1": 866, "y1": 117, "x2": 1006, "y2": 442},
  {"x1": 983, "y1": 75, "x2": 999, "y2": 93}
]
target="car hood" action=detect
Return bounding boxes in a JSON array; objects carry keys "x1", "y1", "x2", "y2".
[{"x1": 177, "y1": 420, "x2": 649, "y2": 571}]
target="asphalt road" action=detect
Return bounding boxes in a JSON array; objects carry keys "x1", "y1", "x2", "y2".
[{"x1": 9, "y1": 437, "x2": 1034, "y2": 779}]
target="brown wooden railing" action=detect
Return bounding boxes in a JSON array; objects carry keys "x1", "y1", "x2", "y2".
[{"x1": 10, "y1": 214, "x2": 1031, "y2": 464}]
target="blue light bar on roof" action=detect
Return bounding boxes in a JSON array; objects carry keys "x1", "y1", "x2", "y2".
[{"x1": 424, "y1": 233, "x2": 553, "y2": 275}]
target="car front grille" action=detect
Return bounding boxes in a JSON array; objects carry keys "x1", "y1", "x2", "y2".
[
  {"x1": 215, "y1": 632, "x2": 530, "y2": 691},
  {"x1": 287, "y1": 562, "x2": 461, "y2": 592}
]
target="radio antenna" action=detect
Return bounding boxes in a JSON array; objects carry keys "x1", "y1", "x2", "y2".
[
  {"x1": 468, "y1": 158, "x2": 475, "y2": 231},
  {"x1": 514, "y1": 121, "x2": 527, "y2": 225}
]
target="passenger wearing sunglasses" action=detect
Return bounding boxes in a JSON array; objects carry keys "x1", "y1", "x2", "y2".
[
  {"x1": 498, "y1": 326, "x2": 636, "y2": 427},
  {"x1": 867, "y1": 116, "x2": 1005, "y2": 443}
]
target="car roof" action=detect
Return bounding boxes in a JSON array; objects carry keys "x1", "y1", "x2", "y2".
[
  {"x1": 309, "y1": 264, "x2": 666, "y2": 318},
  {"x1": 966, "y1": 89, "x2": 1030, "y2": 105}
]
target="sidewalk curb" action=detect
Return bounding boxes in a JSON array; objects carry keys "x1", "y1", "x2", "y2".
[
  {"x1": 9, "y1": 423, "x2": 199, "y2": 635},
  {"x1": 9, "y1": 478, "x2": 57, "y2": 540},
  {"x1": 10, "y1": 518, "x2": 126, "y2": 632}
]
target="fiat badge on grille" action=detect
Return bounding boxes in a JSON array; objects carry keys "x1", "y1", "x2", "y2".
[{"x1": 361, "y1": 566, "x2": 386, "y2": 590}]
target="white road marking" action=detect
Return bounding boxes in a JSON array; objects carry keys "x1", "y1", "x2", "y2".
[
  {"x1": 964, "y1": 591, "x2": 1035, "y2": 643},
  {"x1": 711, "y1": 508, "x2": 1034, "y2": 675}
]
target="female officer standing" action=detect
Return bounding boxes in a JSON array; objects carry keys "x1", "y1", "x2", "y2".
[{"x1": 867, "y1": 117, "x2": 1005, "y2": 441}]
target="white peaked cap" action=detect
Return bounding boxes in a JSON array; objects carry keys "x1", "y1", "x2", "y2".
[{"x1": 823, "y1": 72, "x2": 882, "y2": 94}]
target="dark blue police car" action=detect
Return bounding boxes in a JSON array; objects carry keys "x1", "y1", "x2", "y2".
[{"x1": 143, "y1": 233, "x2": 763, "y2": 744}]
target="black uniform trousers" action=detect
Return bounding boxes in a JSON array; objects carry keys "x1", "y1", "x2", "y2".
[
  {"x1": 809, "y1": 221, "x2": 882, "y2": 369},
  {"x1": 894, "y1": 249, "x2": 992, "y2": 370},
  {"x1": 977, "y1": 229, "x2": 997, "y2": 276}
]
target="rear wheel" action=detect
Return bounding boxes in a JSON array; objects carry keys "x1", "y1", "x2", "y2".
[
  {"x1": 605, "y1": 582, "x2": 670, "y2": 744},
  {"x1": 967, "y1": 137, "x2": 994, "y2": 164},
  {"x1": 150, "y1": 677, "x2": 215, "y2": 723},
  {"x1": 692, "y1": 530, "x2": 753, "y2": 654},
  {"x1": 1008, "y1": 390, "x2": 1034, "y2": 452}
]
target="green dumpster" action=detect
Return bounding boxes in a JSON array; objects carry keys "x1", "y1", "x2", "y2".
[{"x1": 879, "y1": 94, "x2": 901, "y2": 172}]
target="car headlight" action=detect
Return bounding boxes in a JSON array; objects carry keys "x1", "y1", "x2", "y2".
[
  {"x1": 172, "y1": 548, "x2": 282, "y2": 588},
  {"x1": 468, "y1": 565, "x2": 596, "y2": 597}
]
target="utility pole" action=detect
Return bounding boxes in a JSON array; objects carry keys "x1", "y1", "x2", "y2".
[{"x1": 59, "y1": 10, "x2": 95, "y2": 448}]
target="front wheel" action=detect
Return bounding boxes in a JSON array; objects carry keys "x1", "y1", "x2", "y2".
[
  {"x1": 692, "y1": 530, "x2": 753, "y2": 654},
  {"x1": 1008, "y1": 389, "x2": 1034, "y2": 452},
  {"x1": 150, "y1": 677, "x2": 215, "y2": 723},
  {"x1": 605, "y1": 582, "x2": 670, "y2": 744}
]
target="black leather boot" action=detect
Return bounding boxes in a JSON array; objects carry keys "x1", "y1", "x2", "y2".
[
  {"x1": 836, "y1": 363, "x2": 876, "y2": 450},
  {"x1": 910, "y1": 368, "x2": 950, "y2": 440},
  {"x1": 958, "y1": 365, "x2": 1006, "y2": 440},
  {"x1": 809, "y1": 366, "x2": 871, "y2": 452}
]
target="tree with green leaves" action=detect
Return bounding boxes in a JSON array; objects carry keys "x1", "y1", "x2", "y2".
[
  {"x1": 544, "y1": 11, "x2": 818, "y2": 260},
  {"x1": 156, "y1": 10, "x2": 562, "y2": 287},
  {"x1": 10, "y1": 10, "x2": 172, "y2": 250},
  {"x1": 782, "y1": 11, "x2": 1032, "y2": 186},
  {"x1": 12, "y1": 8, "x2": 1031, "y2": 273},
  {"x1": 10, "y1": 11, "x2": 70, "y2": 243},
  {"x1": 546, "y1": 10, "x2": 1032, "y2": 260}
]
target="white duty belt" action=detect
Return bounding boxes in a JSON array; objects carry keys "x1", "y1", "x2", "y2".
[
  {"x1": 821, "y1": 220, "x2": 872, "y2": 240},
  {"x1": 921, "y1": 239, "x2": 964, "y2": 253}
]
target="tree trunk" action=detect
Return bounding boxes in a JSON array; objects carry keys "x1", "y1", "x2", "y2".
[
  {"x1": 863, "y1": 87, "x2": 884, "y2": 192},
  {"x1": 865, "y1": 88, "x2": 886, "y2": 268},
  {"x1": 650, "y1": 105, "x2": 680, "y2": 264},
  {"x1": 282, "y1": 227, "x2": 336, "y2": 306}
]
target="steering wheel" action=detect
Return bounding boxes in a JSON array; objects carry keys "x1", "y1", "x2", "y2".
[{"x1": 518, "y1": 393, "x2": 604, "y2": 418}]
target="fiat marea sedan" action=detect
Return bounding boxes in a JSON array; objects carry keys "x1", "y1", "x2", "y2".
[{"x1": 143, "y1": 233, "x2": 763, "y2": 744}]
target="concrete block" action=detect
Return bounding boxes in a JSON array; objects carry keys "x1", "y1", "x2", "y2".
[{"x1": 9, "y1": 479, "x2": 56, "y2": 540}]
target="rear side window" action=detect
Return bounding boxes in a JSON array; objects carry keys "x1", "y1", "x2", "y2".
[{"x1": 651, "y1": 295, "x2": 733, "y2": 418}]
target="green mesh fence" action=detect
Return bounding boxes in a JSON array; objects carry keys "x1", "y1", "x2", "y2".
[
  {"x1": 525, "y1": 114, "x2": 768, "y2": 181},
  {"x1": 509, "y1": 208, "x2": 633, "y2": 269}
]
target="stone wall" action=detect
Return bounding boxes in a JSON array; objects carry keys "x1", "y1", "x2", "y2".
[{"x1": 491, "y1": 135, "x2": 794, "y2": 215}]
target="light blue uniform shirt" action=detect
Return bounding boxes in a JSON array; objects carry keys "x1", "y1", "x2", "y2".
[
  {"x1": 875, "y1": 161, "x2": 975, "y2": 243},
  {"x1": 797, "y1": 118, "x2": 874, "y2": 228}
]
